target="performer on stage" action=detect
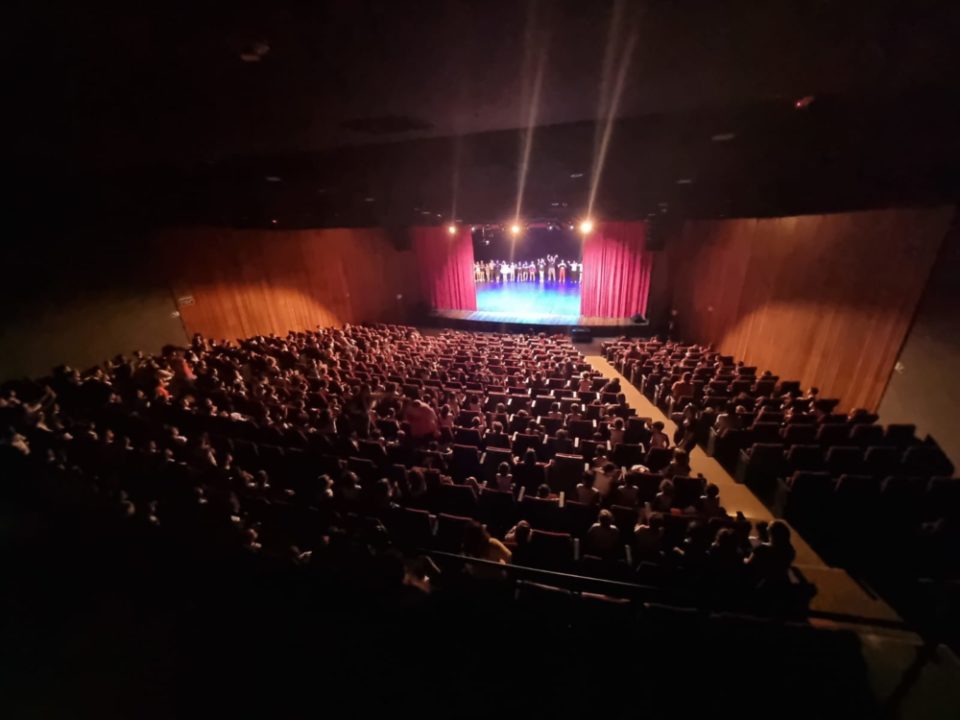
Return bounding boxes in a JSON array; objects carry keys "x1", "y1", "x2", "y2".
[
  {"x1": 547, "y1": 254, "x2": 557, "y2": 282},
  {"x1": 558, "y1": 259, "x2": 567, "y2": 283},
  {"x1": 538, "y1": 258, "x2": 546, "y2": 283}
]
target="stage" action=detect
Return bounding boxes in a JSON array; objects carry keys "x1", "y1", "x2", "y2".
[
  {"x1": 475, "y1": 280, "x2": 581, "y2": 324},
  {"x1": 428, "y1": 280, "x2": 649, "y2": 335}
]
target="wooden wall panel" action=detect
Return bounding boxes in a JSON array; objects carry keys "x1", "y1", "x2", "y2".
[
  {"x1": 668, "y1": 207, "x2": 954, "y2": 411},
  {"x1": 159, "y1": 227, "x2": 421, "y2": 341}
]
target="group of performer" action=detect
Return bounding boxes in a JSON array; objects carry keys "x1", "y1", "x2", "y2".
[{"x1": 474, "y1": 255, "x2": 582, "y2": 284}]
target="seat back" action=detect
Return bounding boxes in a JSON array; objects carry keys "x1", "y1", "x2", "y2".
[
  {"x1": 786, "y1": 444, "x2": 823, "y2": 472},
  {"x1": 825, "y1": 446, "x2": 863, "y2": 476},
  {"x1": 436, "y1": 483, "x2": 479, "y2": 517},
  {"x1": 902, "y1": 445, "x2": 954, "y2": 477},
  {"x1": 862, "y1": 446, "x2": 901, "y2": 478},
  {"x1": 434, "y1": 513, "x2": 472, "y2": 552},
  {"x1": 672, "y1": 475, "x2": 707, "y2": 509},
  {"x1": 547, "y1": 454, "x2": 586, "y2": 495},
  {"x1": 527, "y1": 529, "x2": 574, "y2": 570},
  {"x1": 612, "y1": 443, "x2": 647, "y2": 468},
  {"x1": 519, "y1": 496, "x2": 562, "y2": 531},
  {"x1": 885, "y1": 424, "x2": 917, "y2": 449},
  {"x1": 817, "y1": 424, "x2": 851, "y2": 447},
  {"x1": 645, "y1": 447, "x2": 673, "y2": 472},
  {"x1": 561, "y1": 500, "x2": 599, "y2": 537},
  {"x1": 849, "y1": 424, "x2": 885, "y2": 448}
]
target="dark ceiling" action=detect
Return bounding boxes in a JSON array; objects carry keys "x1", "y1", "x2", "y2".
[{"x1": 10, "y1": 0, "x2": 960, "y2": 228}]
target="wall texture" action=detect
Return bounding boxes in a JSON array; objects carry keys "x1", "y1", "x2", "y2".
[
  {"x1": 668, "y1": 207, "x2": 954, "y2": 411},
  {"x1": 161, "y1": 227, "x2": 422, "y2": 341},
  {"x1": 877, "y1": 218, "x2": 960, "y2": 465}
]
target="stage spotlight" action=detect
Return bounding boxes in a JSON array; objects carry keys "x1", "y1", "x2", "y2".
[
  {"x1": 579, "y1": 219, "x2": 594, "y2": 234},
  {"x1": 510, "y1": 223, "x2": 521, "y2": 236},
  {"x1": 447, "y1": 224, "x2": 457, "y2": 235}
]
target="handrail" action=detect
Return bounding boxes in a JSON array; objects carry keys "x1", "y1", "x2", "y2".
[{"x1": 427, "y1": 550, "x2": 916, "y2": 634}]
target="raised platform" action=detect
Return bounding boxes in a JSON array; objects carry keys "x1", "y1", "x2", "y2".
[{"x1": 428, "y1": 308, "x2": 649, "y2": 336}]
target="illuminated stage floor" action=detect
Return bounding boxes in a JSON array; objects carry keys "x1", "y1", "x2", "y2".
[{"x1": 474, "y1": 280, "x2": 581, "y2": 324}]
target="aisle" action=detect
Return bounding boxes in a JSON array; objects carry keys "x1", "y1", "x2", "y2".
[{"x1": 584, "y1": 354, "x2": 901, "y2": 624}]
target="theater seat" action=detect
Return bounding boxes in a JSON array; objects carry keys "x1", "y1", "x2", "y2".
[
  {"x1": 527, "y1": 529, "x2": 577, "y2": 570},
  {"x1": 386, "y1": 507, "x2": 434, "y2": 550},
  {"x1": 849, "y1": 424, "x2": 885, "y2": 448},
  {"x1": 672, "y1": 475, "x2": 706, "y2": 509},
  {"x1": 561, "y1": 500, "x2": 599, "y2": 537},
  {"x1": 519, "y1": 496, "x2": 562, "y2": 532},
  {"x1": 451, "y1": 444, "x2": 483, "y2": 482},
  {"x1": 547, "y1": 454, "x2": 587, "y2": 495},
  {"x1": 785, "y1": 444, "x2": 824, "y2": 473},
  {"x1": 735, "y1": 443, "x2": 785, "y2": 494},
  {"x1": 780, "y1": 471, "x2": 834, "y2": 529},
  {"x1": 902, "y1": 445, "x2": 954, "y2": 478},
  {"x1": 825, "y1": 446, "x2": 863, "y2": 476},
  {"x1": 478, "y1": 488, "x2": 516, "y2": 535},
  {"x1": 612, "y1": 442, "x2": 647, "y2": 468},
  {"x1": 781, "y1": 424, "x2": 817, "y2": 446},
  {"x1": 922, "y1": 477, "x2": 960, "y2": 522},
  {"x1": 434, "y1": 513, "x2": 473, "y2": 552},
  {"x1": 885, "y1": 424, "x2": 917, "y2": 449},
  {"x1": 645, "y1": 447, "x2": 673, "y2": 473},
  {"x1": 861, "y1": 446, "x2": 901, "y2": 479},
  {"x1": 436, "y1": 483, "x2": 479, "y2": 517}
]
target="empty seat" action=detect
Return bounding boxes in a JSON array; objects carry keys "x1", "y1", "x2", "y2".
[
  {"x1": 885, "y1": 424, "x2": 917, "y2": 449},
  {"x1": 454, "y1": 427, "x2": 483, "y2": 446},
  {"x1": 849, "y1": 424, "x2": 885, "y2": 448},
  {"x1": 645, "y1": 447, "x2": 673, "y2": 473},
  {"x1": 781, "y1": 424, "x2": 817, "y2": 446},
  {"x1": 451, "y1": 444, "x2": 483, "y2": 482},
  {"x1": 735, "y1": 442, "x2": 785, "y2": 488},
  {"x1": 825, "y1": 446, "x2": 863, "y2": 476},
  {"x1": 567, "y1": 419, "x2": 597, "y2": 439},
  {"x1": 544, "y1": 435, "x2": 576, "y2": 457},
  {"x1": 609, "y1": 504, "x2": 638, "y2": 544},
  {"x1": 785, "y1": 444, "x2": 824, "y2": 473},
  {"x1": 612, "y1": 443, "x2": 647, "y2": 468},
  {"x1": 817, "y1": 424, "x2": 851, "y2": 446},
  {"x1": 526, "y1": 529, "x2": 576, "y2": 570},
  {"x1": 922, "y1": 477, "x2": 960, "y2": 522},
  {"x1": 672, "y1": 475, "x2": 706, "y2": 509},
  {"x1": 832, "y1": 474, "x2": 881, "y2": 517},
  {"x1": 783, "y1": 471, "x2": 835, "y2": 527},
  {"x1": 547, "y1": 454, "x2": 586, "y2": 495},
  {"x1": 519, "y1": 496, "x2": 562, "y2": 531},
  {"x1": 478, "y1": 488, "x2": 516, "y2": 534},
  {"x1": 561, "y1": 500, "x2": 599, "y2": 537},
  {"x1": 902, "y1": 445, "x2": 954, "y2": 478},
  {"x1": 861, "y1": 446, "x2": 901, "y2": 479},
  {"x1": 878, "y1": 475, "x2": 926, "y2": 526},
  {"x1": 434, "y1": 513, "x2": 473, "y2": 552},
  {"x1": 436, "y1": 483, "x2": 479, "y2": 517},
  {"x1": 625, "y1": 417, "x2": 652, "y2": 446},
  {"x1": 386, "y1": 507, "x2": 433, "y2": 550}
]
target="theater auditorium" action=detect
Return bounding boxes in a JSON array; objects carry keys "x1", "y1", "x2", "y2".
[{"x1": 3, "y1": 2, "x2": 959, "y2": 717}]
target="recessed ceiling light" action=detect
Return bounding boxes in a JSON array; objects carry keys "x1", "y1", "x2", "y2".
[
  {"x1": 265, "y1": 176, "x2": 282, "y2": 183},
  {"x1": 711, "y1": 132, "x2": 736, "y2": 142},
  {"x1": 570, "y1": 172, "x2": 584, "y2": 179},
  {"x1": 676, "y1": 178, "x2": 693, "y2": 185}
]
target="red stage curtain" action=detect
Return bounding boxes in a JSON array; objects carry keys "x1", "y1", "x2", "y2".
[
  {"x1": 579, "y1": 221, "x2": 652, "y2": 318},
  {"x1": 412, "y1": 226, "x2": 477, "y2": 311}
]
